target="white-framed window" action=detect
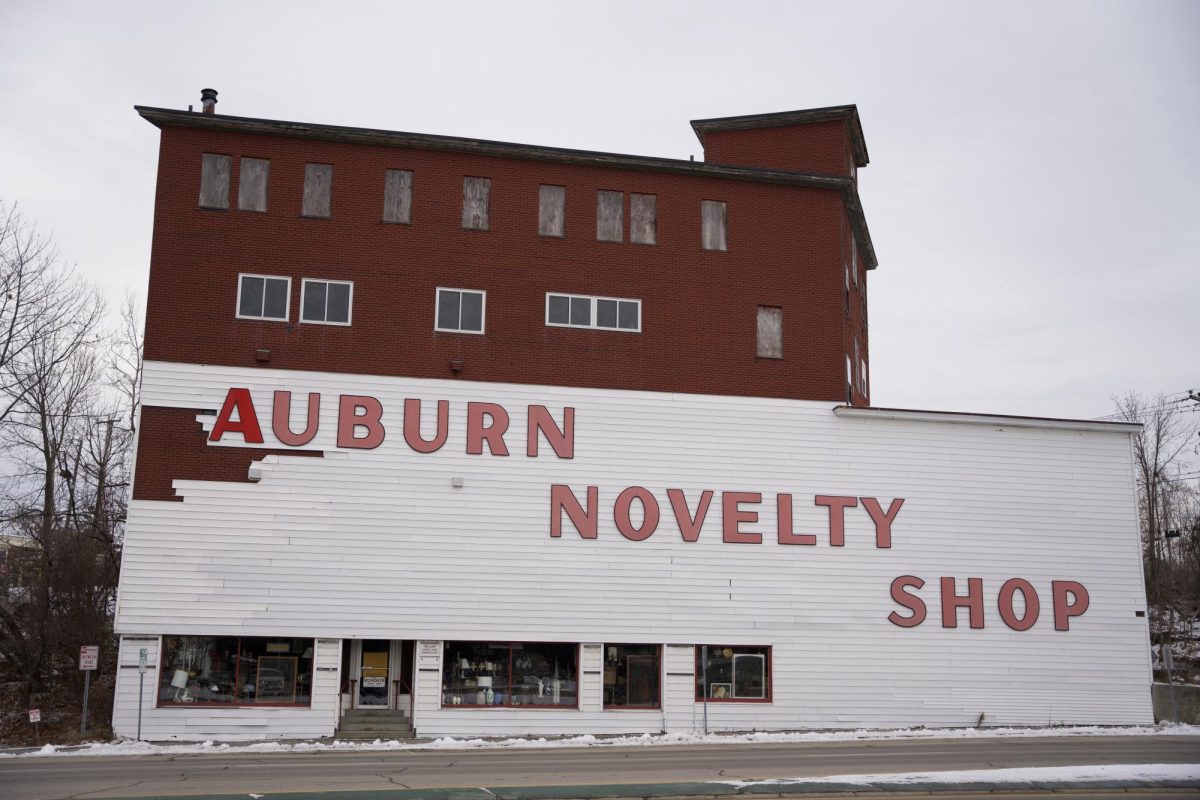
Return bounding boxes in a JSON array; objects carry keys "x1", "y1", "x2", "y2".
[
  {"x1": 846, "y1": 354, "x2": 853, "y2": 402},
  {"x1": 546, "y1": 293, "x2": 640, "y2": 332},
  {"x1": 237, "y1": 273, "x2": 290, "y2": 321},
  {"x1": 301, "y1": 279, "x2": 352, "y2": 325},
  {"x1": 436, "y1": 287, "x2": 485, "y2": 334},
  {"x1": 860, "y1": 357, "x2": 868, "y2": 397}
]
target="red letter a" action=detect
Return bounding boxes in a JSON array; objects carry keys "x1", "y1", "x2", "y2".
[{"x1": 210, "y1": 388, "x2": 264, "y2": 443}]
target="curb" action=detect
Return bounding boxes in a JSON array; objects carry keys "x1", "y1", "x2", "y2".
[{"x1": 89, "y1": 776, "x2": 1200, "y2": 800}]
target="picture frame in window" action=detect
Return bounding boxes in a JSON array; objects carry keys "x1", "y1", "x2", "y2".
[{"x1": 709, "y1": 682, "x2": 732, "y2": 699}]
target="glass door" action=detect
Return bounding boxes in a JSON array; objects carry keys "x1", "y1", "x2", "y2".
[{"x1": 359, "y1": 639, "x2": 389, "y2": 707}]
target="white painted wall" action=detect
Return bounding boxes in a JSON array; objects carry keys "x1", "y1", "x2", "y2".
[{"x1": 112, "y1": 361, "x2": 1153, "y2": 739}]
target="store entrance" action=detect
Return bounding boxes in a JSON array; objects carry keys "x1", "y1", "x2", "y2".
[{"x1": 358, "y1": 639, "x2": 389, "y2": 707}]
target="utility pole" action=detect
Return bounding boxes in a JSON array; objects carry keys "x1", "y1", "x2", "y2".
[{"x1": 92, "y1": 419, "x2": 116, "y2": 535}]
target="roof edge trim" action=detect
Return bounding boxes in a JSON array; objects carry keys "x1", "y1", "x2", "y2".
[{"x1": 833, "y1": 405, "x2": 1141, "y2": 433}]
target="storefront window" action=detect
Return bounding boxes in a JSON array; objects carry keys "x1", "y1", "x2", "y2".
[
  {"x1": 603, "y1": 644, "x2": 660, "y2": 708},
  {"x1": 158, "y1": 636, "x2": 313, "y2": 707},
  {"x1": 695, "y1": 645, "x2": 771, "y2": 701},
  {"x1": 442, "y1": 642, "x2": 577, "y2": 707}
]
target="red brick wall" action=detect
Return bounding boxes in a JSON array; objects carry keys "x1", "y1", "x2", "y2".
[
  {"x1": 133, "y1": 406, "x2": 320, "y2": 501},
  {"x1": 701, "y1": 120, "x2": 853, "y2": 176},
  {"x1": 145, "y1": 125, "x2": 862, "y2": 404}
]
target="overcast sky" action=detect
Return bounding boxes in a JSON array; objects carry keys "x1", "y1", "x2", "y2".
[{"x1": 1, "y1": 0, "x2": 1196, "y2": 420}]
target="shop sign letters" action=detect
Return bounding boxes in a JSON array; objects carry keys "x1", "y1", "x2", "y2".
[{"x1": 207, "y1": 387, "x2": 1093, "y2": 633}]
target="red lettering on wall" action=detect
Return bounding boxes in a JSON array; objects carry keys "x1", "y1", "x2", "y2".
[
  {"x1": 403, "y1": 398, "x2": 449, "y2": 453},
  {"x1": 550, "y1": 484, "x2": 598, "y2": 539},
  {"x1": 814, "y1": 495, "x2": 858, "y2": 546},
  {"x1": 210, "y1": 388, "x2": 264, "y2": 443},
  {"x1": 272, "y1": 391, "x2": 320, "y2": 446},
  {"x1": 467, "y1": 402, "x2": 510, "y2": 456},
  {"x1": 860, "y1": 496, "x2": 904, "y2": 549},
  {"x1": 940, "y1": 576, "x2": 985, "y2": 629},
  {"x1": 667, "y1": 489, "x2": 712, "y2": 542},
  {"x1": 776, "y1": 494, "x2": 817, "y2": 545},
  {"x1": 998, "y1": 578, "x2": 1040, "y2": 631},
  {"x1": 888, "y1": 575, "x2": 927, "y2": 627},
  {"x1": 1052, "y1": 580, "x2": 1090, "y2": 631},
  {"x1": 614, "y1": 487, "x2": 660, "y2": 541},
  {"x1": 336, "y1": 395, "x2": 385, "y2": 449},
  {"x1": 527, "y1": 405, "x2": 574, "y2": 459},
  {"x1": 722, "y1": 492, "x2": 762, "y2": 544}
]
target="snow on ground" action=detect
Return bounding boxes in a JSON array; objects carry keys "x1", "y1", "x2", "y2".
[
  {"x1": 2, "y1": 722, "x2": 1199, "y2": 759},
  {"x1": 720, "y1": 763, "x2": 1200, "y2": 787}
]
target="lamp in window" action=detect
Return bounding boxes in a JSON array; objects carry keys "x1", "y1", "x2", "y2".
[{"x1": 171, "y1": 669, "x2": 190, "y2": 702}]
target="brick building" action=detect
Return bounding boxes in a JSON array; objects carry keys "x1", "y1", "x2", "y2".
[{"x1": 112, "y1": 91, "x2": 1150, "y2": 741}]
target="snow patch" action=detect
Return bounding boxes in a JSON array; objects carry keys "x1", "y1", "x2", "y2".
[{"x1": 719, "y1": 763, "x2": 1200, "y2": 787}]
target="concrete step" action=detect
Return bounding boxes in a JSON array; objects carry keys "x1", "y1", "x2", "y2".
[
  {"x1": 343, "y1": 708, "x2": 409, "y2": 717},
  {"x1": 338, "y1": 718, "x2": 411, "y2": 731},
  {"x1": 335, "y1": 727, "x2": 416, "y2": 740}
]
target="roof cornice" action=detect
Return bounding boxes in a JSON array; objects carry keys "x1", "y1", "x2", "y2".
[{"x1": 135, "y1": 106, "x2": 878, "y2": 269}]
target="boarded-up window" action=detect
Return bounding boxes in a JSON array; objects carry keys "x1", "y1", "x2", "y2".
[
  {"x1": 701, "y1": 200, "x2": 727, "y2": 251},
  {"x1": 538, "y1": 185, "x2": 565, "y2": 237},
  {"x1": 237, "y1": 158, "x2": 269, "y2": 212},
  {"x1": 383, "y1": 169, "x2": 413, "y2": 224},
  {"x1": 199, "y1": 154, "x2": 231, "y2": 209},
  {"x1": 597, "y1": 190, "x2": 623, "y2": 242},
  {"x1": 757, "y1": 306, "x2": 783, "y2": 359},
  {"x1": 302, "y1": 164, "x2": 333, "y2": 218},
  {"x1": 462, "y1": 177, "x2": 490, "y2": 230},
  {"x1": 630, "y1": 193, "x2": 656, "y2": 245}
]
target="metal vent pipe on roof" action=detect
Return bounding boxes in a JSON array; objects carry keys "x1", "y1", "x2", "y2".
[{"x1": 200, "y1": 88, "x2": 218, "y2": 114}]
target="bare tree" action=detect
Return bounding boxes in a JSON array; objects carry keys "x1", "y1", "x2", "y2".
[
  {"x1": 0, "y1": 202, "x2": 103, "y2": 426},
  {"x1": 1114, "y1": 391, "x2": 1200, "y2": 681}
]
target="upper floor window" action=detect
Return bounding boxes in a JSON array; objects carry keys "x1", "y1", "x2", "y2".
[
  {"x1": 302, "y1": 164, "x2": 333, "y2": 218},
  {"x1": 199, "y1": 154, "x2": 231, "y2": 209},
  {"x1": 596, "y1": 190, "x2": 623, "y2": 242},
  {"x1": 301, "y1": 279, "x2": 352, "y2": 325},
  {"x1": 237, "y1": 158, "x2": 270, "y2": 213},
  {"x1": 383, "y1": 169, "x2": 414, "y2": 224},
  {"x1": 701, "y1": 200, "x2": 727, "y2": 251},
  {"x1": 237, "y1": 274, "x2": 290, "y2": 321},
  {"x1": 436, "y1": 288, "x2": 485, "y2": 334},
  {"x1": 462, "y1": 177, "x2": 490, "y2": 230},
  {"x1": 546, "y1": 293, "x2": 640, "y2": 332},
  {"x1": 630, "y1": 193, "x2": 657, "y2": 245},
  {"x1": 538, "y1": 185, "x2": 566, "y2": 237},
  {"x1": 756, "y1": 306, "x2": 782, "y2": 359}
]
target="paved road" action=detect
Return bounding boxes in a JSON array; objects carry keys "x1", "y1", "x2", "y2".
[{"x1": 0, "y1": 735, "x2": 1197, "y2": 799}]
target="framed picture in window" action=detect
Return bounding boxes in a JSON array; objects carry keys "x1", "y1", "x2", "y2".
[{"x1": 709, "y1": 682, "x2": 732, "y2": 699}]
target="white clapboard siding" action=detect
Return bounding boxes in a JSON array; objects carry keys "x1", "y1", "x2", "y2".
[{"x1": 112, "y1": 361, "x2": 1153, "y2": 739}]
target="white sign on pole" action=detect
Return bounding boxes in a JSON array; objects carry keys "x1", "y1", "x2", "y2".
[
  {"x1": 28, "y1": 709, "x2": 40, "y2": 723},
  {"x1": 79, "y1": 645, "x2": 99, "y2": 671},
  {"x1": 139, "y1": 648, "x2": 148, "y2": 673}
]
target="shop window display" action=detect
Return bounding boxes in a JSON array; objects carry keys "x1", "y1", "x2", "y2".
[
  {"x1": 158, "y1": 636, "x2": 313, "y2": 707},
  {"x1": 603, "y1": 644, "x2": 660, "y2": 708},
  {"x1": 695, "y1": 645, "x2": 771, "y2": 701},
  {"x1": 442, "y1": 642, "x2": 577, "y2": 707}
]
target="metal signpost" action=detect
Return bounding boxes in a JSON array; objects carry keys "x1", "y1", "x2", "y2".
[
  {"x1": 138, "y1": 648, "x2": 148, "y2": 741},
  {"x1": 79, "y1": 645, "x2": 99, "y2": 737}
]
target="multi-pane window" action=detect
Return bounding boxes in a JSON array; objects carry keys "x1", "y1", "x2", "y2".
[
  {"x1": 300, "y1": 279, "x2": 352, "y2": 325},
  {"x1": 302, "y1": 164, "x2": 333, "y2": 218},
  {"x1": 701, "y1": 200, "x2": 727, "y2": 251},
  {"x1": 237, "y1": 274, "x2": 290, "y2": 321},
  {"x1": 237, "y1": 157, "x2": 269, "y2": 212},
  {"x1": 695, "y1": 645, "x2": 771, "y2": 701},
  {"x1": 435, "y1": 288, "x2": 485, "y2": 334},
  {"x1": 199, "y1": 153, "x2": 231, "y2": 209},
  {"x1": 441, "y1": 641, "x2": 578, "y2": 707},
  {"x1": 158, "y1": 635, "x2": 314, "y2": 707},
  {"x1": 757, "y1": 306, "x2": 783, "y2": 359},
  {"x1": 538, "y1": 185, "x2": 566, "y2": 237},
  {"x1": 603, "y1": 644, "x2": 660, "y2": 708},
  {"x1": 546, "y1": 293, "x2": 640, "y2": 332},
  {"x1": 462, "y1": 177, "x2": 490, "y2": 230},
  {"x1": 846, "y1": 355, "x2": 854, "y2": 403}
]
